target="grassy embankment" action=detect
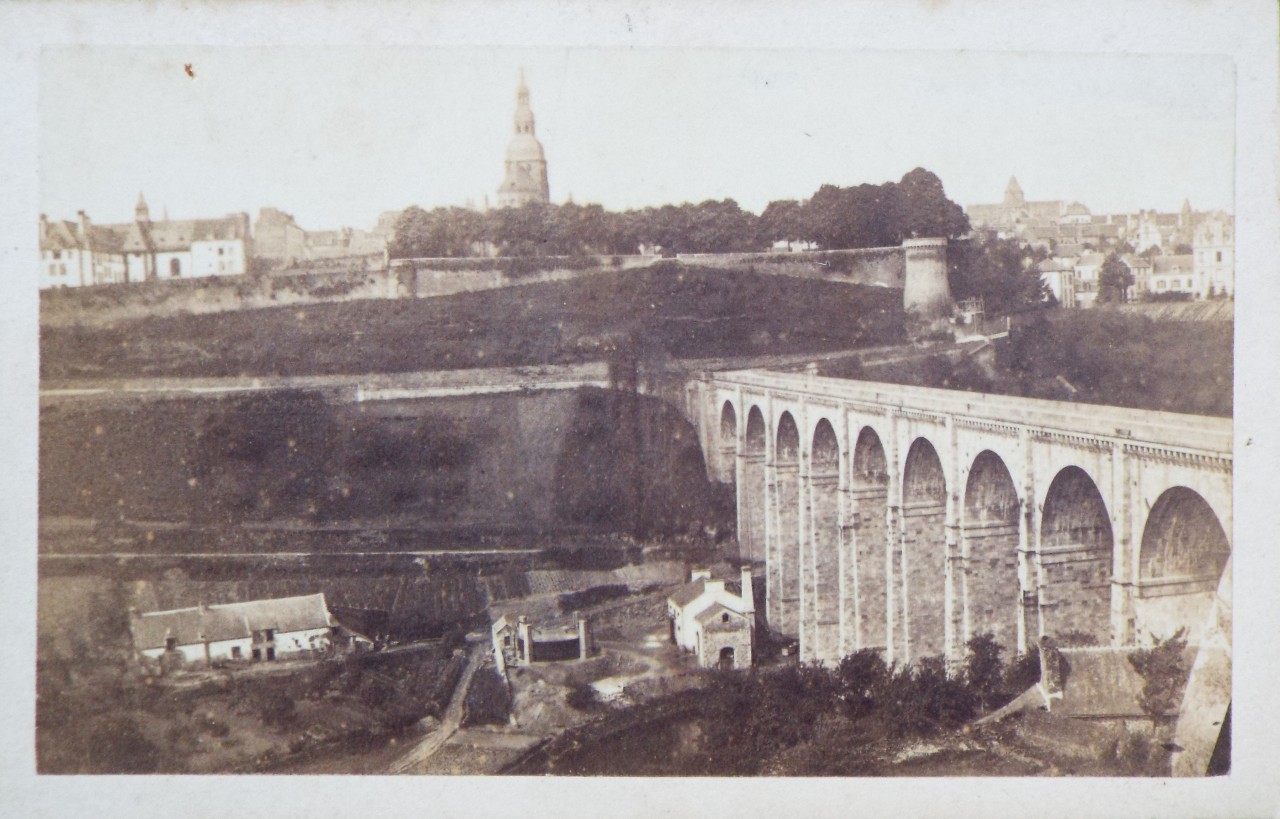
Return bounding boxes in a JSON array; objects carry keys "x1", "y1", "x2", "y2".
[
  {"x1": 824, "y1": 309, "x2": 1233, "y2": 417},
  {"x1": 40, "y1": 264, "x2": 903, "y2": 380}
]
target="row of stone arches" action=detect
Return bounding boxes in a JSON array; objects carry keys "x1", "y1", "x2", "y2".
[{"x1": 720, "y1": 400, "x2": 1230, "y2": 663}]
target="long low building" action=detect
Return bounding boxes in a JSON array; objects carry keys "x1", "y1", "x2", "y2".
[{"x1": 129, "y1": 593, "x2": 336, "y2": 664}]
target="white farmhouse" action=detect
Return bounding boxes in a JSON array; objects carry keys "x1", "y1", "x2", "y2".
[
  {"x1": 130, "y1": 593, "x2": 336, "y2": 665},
  {"x1": 667, "y1": 567, "x2": 755, "y2": 670}
]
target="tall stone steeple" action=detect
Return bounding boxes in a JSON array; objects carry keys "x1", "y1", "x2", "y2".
[
  {"x1": 496, "y1": 70, "x2": 550, "y2": 208},
  {"x1": 135, "y1": 191, "x2": 151, "y2": 223}
]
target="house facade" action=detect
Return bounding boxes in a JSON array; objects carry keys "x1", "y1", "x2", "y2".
[
  {"x1": 38, "y1": 212, "x2": 126, "y2": 289},
  {"x1": 40, "y1": 194, "x2": 251, "y2": 289},
  {"x1": 1150, "y1": 254, "x2": 1198, "y2": 297},
  {"x1": 130, "y1": 593, "x2": 336, "y2": 665},
  {"x1": 667, "y1": 566, "x2": 755, "y2": 670},
  {"x1": 1193, "y1": 212, "x2": 1234, "y2": 298}
]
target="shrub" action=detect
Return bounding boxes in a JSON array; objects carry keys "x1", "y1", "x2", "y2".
[
  {"x1": 964, "y1": 633, "x2": 1006, "y2": 711},
  {"x1": 1128, "y1": 628, "x2": 1189, "y2": 717},
  {"x1": 462, "y1": 667, "x2": 512, "y2": 727},
  {"x1": 565, "y1": 681, "x2": 600, "y2": 711},
  {"x1": 558, "y1": 584, "x2": 630, "y2": 613},
  {"x1": 834, "y1": 649, "x2": 890, "y2": 720},
  {"x1": 880, "y1": 656, "x2": 976, "y2": 737},
  {"x1": 84, "y1": 715, "x2": 162, "y2": 773}
]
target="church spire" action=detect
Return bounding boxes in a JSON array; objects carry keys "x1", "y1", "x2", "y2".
[
  {"x1": 135, "y1": 191, "x2": 151, "y2": 223},
  {"x1": 513, "y1": 68, "x2": 535, "y2": 136}
]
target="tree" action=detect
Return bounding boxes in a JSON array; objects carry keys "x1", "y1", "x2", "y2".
[
  {"x1": 948, "y1": 235, "x2": 1051, "y2": 316},
  {"x1": 890, "y1": 167, "x2": 971, "y2": 243},
  {"x1": 759, "y1": 199, "x2": 806, "y2": 248},
  {"x1": 1098, "y1": 252, "x2": 1136, "y2": 303}
]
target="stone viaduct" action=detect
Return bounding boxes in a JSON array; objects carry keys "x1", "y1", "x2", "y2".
[{"x1": 683, "y1": 370, "x2": 1232, "y2": 666}]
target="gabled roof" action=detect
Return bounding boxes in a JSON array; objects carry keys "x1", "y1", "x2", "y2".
[
  {"x1": 695, "y1": 603, "x2": 752, "y2": 634},
  {"x1": 1153, "y1": 254, "x2": 1194, "y2": 274},
  {"x1": 668, "y1": 578, "x2": 706, "y2": 608},
  {"x1": 131, "y1": 593, "x2": 331, "y2": 650},
  {"x1": 39, "y1": 220, "x2": 82, "y2": 252},
  {"x1": 492, "y1": 614, "x2": 516, "y2": 636},
  {"x1": 1074, "y1": 252, "x2": 1106, "y2": 267}
]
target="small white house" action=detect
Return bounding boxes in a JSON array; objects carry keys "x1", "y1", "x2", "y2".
[
  {"x1": 667, "y1": 567, "x2": 755, "y2": 670},
  {"x1": 130, "y1": 593, "x2": 335, "y2": 665}
]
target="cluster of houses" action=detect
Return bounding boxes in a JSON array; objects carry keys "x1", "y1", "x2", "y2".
[
  {"x1": 37, "y1": 195, "x2": 390, "y2": 290},
  {"x1": 969, "y1": 177, "x2": 1235, "y2": 306}
]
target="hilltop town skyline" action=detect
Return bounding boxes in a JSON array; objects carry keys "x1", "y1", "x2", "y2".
[{"x1": 40, "y1": 47, "x2": 1234, "y2": 232}]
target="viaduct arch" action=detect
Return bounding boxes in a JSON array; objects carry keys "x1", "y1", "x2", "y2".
[{"x1": 689, "y1": 370, "x2": 1232, "y2": 666}]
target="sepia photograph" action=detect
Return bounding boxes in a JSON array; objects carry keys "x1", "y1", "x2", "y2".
[{"x1": 4, "y1": 1, "x2": 1279, "y2": 816}]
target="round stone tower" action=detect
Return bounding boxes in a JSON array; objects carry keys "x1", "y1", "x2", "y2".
[{"x1": 901, "y1": 237, "x2": 952, "y2": 320}]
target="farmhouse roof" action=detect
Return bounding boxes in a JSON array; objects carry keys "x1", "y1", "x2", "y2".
[
  {"x1": 131, "y1": 593, "x2": 332, "y2": 650},
  {"x1": 668, "y1": 578, "x2": 707, "y2": 608},
  {"x1": 1154, "y1": 254, "x2": 1194, "y2": 274}
]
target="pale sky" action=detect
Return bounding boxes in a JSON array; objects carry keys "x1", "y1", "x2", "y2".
[{"x1": 40, "y1": 46, "x2": 1234, "y2": 231}]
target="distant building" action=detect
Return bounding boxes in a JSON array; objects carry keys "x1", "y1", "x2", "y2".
[
  {"x1": 1037, "y1": 258, "x2": 1077, "y2": 308},
  {"x1": 253, "y1": 207, "x2": 387, "y2": 267},
  {"x1": 495, "y1": 71, "x2": 550, "y2": 208},
  {"x1": 38, "y1": 211, "x2": 126, "y2": 289},
  {"x1": 130, "y1": 593, "x2": 336, "y2": 665},
  {"x1": 1121, "y1": 254, "x2": 1155, "y2": 298},
  {"x1": 966, "y1": 176, "x2": 1066, "y2": 239},
  {"x1": 1151, "y1": 254, "x2": 1198, "y2": 297},
  {"x1": 253, "y1": 207, "x2": 308, "y2": 265},
  {"x1": 1193, "y1": 212, "x2": 1234, "y2": 298},
  {"x1": 667, "y1": 566, "x2": 755, "y2": 670},
  {"x1": 39, "y1": 193, "x2": 250, "y2": 289},
  {"x1": 1072, "y1": 251, "x2": 1106, "y2": 308}
]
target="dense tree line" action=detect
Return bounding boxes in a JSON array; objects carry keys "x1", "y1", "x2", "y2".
[{"x1": 389, "y1": 168, "x2": 971, "y2": 259}]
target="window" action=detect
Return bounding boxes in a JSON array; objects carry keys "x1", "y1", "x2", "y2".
[
  {"x1": 230, "y1": 646, "x2": 242, "y2": 659},
  {"x1": 165, "y1": 636, "x2": 178, "y2": 651},
  {"x1": 52, "y1": 250, "x2": 61, "y2": 260},
  {"x1": 1216, "y1": 251, "x2": 1223, "y2": 262},
  {"x1": 218, "y1": 247, "x2": 225, "y2": 256},
  {"x1": 169, "y1": 258, "x2": 181, "y2": 277},
  {"x1": 721, "y1": 612, "x2": 730, "y2": 623}
]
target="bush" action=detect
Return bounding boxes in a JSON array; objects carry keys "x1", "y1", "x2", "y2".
[
  {"x1": 257, "y1": 692, "x2": 297, "y2": 729},
  {"x1": 84, "y1": 715, "x2": 162, "y2": 773},
  {"x1": 1128, "y1": 628, "x2": 1189, "y2": 717},
  {"x1": 463, "y1": 667, "x2": 512, "y2": 727},
  {"x1": 558, "y1": 584, "x2": 630, "y2": 613},
  {"x1": 565, "y1": 681, "x2": 600, "y2": 712},
  {"x1": 881, "y1": 656, "x2": 977, "y2": 737},
  {"x1": 834, "y1": 649, "x2": 890, "y2": 719},
  {"x1": 964, "y1": 633, "x2": 1006, "y2": 711}
]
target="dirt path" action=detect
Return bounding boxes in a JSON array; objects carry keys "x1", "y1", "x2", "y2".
[{"x1": 388, "y1": 641, "x2": 486, "y2": 774}]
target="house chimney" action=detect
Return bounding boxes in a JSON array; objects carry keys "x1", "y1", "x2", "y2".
[
  {"x1": 740, "y1": 565, "x2": 755, "y2": 615},
  {"x1": 77, "y1": 210, "x2": 90, "y2": 239},
  {"x1": 576, "y1": 612, "x2": 591, "y2": 659}
]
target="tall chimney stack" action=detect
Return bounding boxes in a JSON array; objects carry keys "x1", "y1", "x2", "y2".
[
  {"x1": 740, "y1": 565, "x2": 755, "y2": 615},
  {"x1": 77, "y1": 210, "x2": 90, "y2": 239}
]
